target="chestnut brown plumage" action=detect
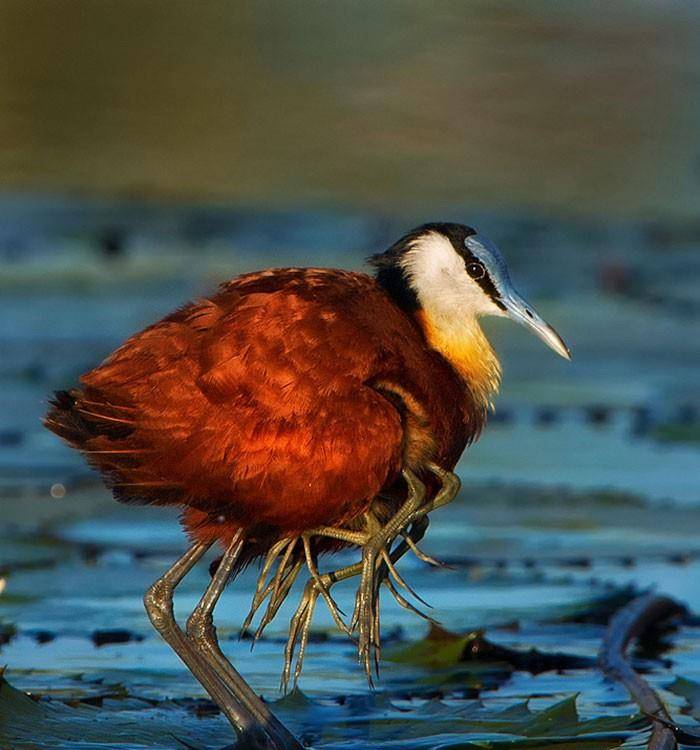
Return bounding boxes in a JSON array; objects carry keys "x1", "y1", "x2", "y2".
[
  {"x1": 44, "y1": 223, "x2": 570, "y2": 750},
  {"x1": 47, "y1": 268, "x2": 476, "y2": 541}
]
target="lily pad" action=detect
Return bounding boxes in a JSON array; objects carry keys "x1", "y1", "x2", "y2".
[
  {"x1": 0, "y1": 673, "x2": 233, "y2": 750},
  {"x1": 385, "y1": 624, "x2": 593, "y2": 675},
  {"x1": 667, "y1": 676, "x2": 700, "y2": 721},
  {"x1": 0, "y1": 673, "x2": 646, "y2": 750}
]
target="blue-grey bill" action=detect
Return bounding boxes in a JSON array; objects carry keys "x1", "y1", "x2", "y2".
[{"x1": 501, "y1": 293, "x2": 571, "y2": 361}]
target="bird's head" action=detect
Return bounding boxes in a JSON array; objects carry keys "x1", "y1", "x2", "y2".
[{"x1": 369, "y1": 222, "x2": 570, "y2": 361}]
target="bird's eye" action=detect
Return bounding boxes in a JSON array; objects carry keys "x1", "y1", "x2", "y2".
[{"x1": 466, "y1": 262, "x2": 485, "y2": 280}]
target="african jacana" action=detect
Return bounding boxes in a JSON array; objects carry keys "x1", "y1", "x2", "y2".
[{"x1": 45, "y1": 223, "x2": 570, "y2": 750}]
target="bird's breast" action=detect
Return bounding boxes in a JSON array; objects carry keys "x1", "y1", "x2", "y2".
[{"x1": 414, "y1": 309, "x2": 502, "y2": 411}]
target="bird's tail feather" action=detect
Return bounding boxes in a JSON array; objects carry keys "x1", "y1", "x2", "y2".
[
  {"x1": 45, "y1": 389, "x2": 135, "y2": 446},
  {"x1": 44, "y1": 388, "x2": 175, "y2": 506}
]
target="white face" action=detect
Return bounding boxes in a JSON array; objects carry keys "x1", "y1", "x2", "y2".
[{"x1": 399, "y1": 231, "x2": 507, "y2": 321}]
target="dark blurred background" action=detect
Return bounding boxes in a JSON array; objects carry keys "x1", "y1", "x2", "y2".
[{"x1": 1, "y1": 4, "x2": 700, "y2": 744}]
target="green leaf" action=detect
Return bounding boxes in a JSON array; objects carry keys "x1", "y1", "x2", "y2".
[
  {"x1": 385, "y1": 624, "x2": 487, "y2": 669},
  {"x1": 0, "y1": 672, "x2": 647, "y2": 750},
  {"x1": 0, "y1": 673, "x2": 232, "y2": 750},
  {"x1": 666, "y1": 676, "x2": 700, "y2": 720}
]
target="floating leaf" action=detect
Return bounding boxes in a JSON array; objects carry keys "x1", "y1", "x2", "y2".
[
  {"x1": 667, "y1": 676, "x2": 700, "y2": 720},
  {"x1": 0, "y1": 673, "x2": 233, "y2": 750},
  {"x1": 0, "y1": 672, "x2": 647, "y2": 750},
  {"x1": 385, "y1": 625, "x2": 478, "y2": 669},
  {"x1": 385, "y1": 624, "x2": 593, "y2": 673},
  {"x1": 306, "y1": 693, "x2": 644, "y2": 748},
  {"x1": 652, "y1": 423, "x2": 700, "y2": 445}
]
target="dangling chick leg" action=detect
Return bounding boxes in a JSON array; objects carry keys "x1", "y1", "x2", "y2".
[{"x1": 351, "y1": 463, "x2": 461, "y2": 681}]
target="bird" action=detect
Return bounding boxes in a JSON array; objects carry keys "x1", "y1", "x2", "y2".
[{"x1": 44, "y1": 222, "x2": 570, "y2": 750}]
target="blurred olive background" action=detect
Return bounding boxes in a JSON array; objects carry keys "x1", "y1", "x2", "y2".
[{"x1": 1, "y1": 0, "x2": 700, "y2": 216}]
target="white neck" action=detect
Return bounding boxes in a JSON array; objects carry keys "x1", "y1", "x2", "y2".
[{"x1": 399, "y1": 232, "x2": 503, "y2": 407}]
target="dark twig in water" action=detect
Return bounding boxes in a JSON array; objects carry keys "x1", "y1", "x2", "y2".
[
  {"x1": 461, "y1": 630, "x2": 595, "y2": 673},
  {"x1": 417, "y1": 623, "x2": 596, "y2": 673},
  {"x1": 641, "y1": 711, "x2": 700, "y2": 746},
  {"x1": 599, "y1": 592, "x2": 687, "y2": 750}
]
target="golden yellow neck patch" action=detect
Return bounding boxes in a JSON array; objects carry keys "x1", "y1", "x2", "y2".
[{"x1": 417, "y1": 310, "x2": 502, "y2": 409}]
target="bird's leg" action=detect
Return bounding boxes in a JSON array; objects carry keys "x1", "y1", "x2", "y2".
[
  {"x1": 280, "y1": 512, "x2": 435, "y2": 691},
  {"x1": 370, "y1": 463, "x2": 460, "y2": 615},
  {"x1": 245, "y1": 527, "x2": 368, "y2": 641},
  {"x1": 351, "y1": 463, "x2": 461, "y2": 680},
  {"x1": 424, "y1": 461, "x2": 462, "y2": 513},
  {"x1": 305, "y1": 465, "x2": 457, "y2": 569},
  {"x1": 351, "y1": 468, "x2": 426, "y2": 680},
  {"x1": 185, "y1": 531, "x2": 301, "y2": 750},
  {"x1": 278, "y1": 477, "x2": 439, "y2": 687},
  {"x1": 393, "y1": 463, "x2": 461, "y2": 569},
  {"x1": 281, "y1": 558, "x2": 364, "y2": 693},
  {"x1": 270, "y1": 463, "x2": 462, "y2": 689},
  {"x1": 371, "y1": 462, "x2": 460, "y2": 587},
  {"x1": 144, "y1": 542, "x2": 284, "y2": 750}
]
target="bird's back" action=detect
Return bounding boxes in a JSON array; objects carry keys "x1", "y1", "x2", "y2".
[{"x1": 45, "y1": 268, "x2": 477, "y2": 539}]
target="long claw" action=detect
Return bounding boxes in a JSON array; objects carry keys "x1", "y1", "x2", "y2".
[
  {"x1": 349, "y1": 468, "x2": 433, "y2": 680},
  {"x1": 241, "y1": 575, "x2": 276, "y2": 635},
  {"x1": 384, "y1": 576, "x2": 439, "y2": 624},
  {"x1": 281, "y1": 601, "x2": 303, "y2": 692},
  {"x1": 302, "y1": 536, "x2": 349, "y2": 635},
  {"x1": 380, "y1": 548, "x2": 431, "y2": 608},
  {"x1": 352, "y1": 547, "x2": 383, "y2": 681},
  {"x1": 292, "y1": 603, "x2": 315, "y2": 690},
  {"x1": 257, "y1": 540, "x2": 299, "y2": 625},
  {"x1": 372, "y1": 584, "x2": 381, "y2": 678},
  {"x1": 264, "y1": 539, "x2": 298, "y2": 614},
  {"x1": 282, "y1": 581, "x2": 317, "y2": 693},
  {"x1": 253, "y1": 559, "x2": 302, "y2": 643},
  {"x1": 241, "y1": 537, "x2": 296, "y2": 635},
  {"x1": 401, "y1": 531, "x2": 449, "y2": 568}
]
